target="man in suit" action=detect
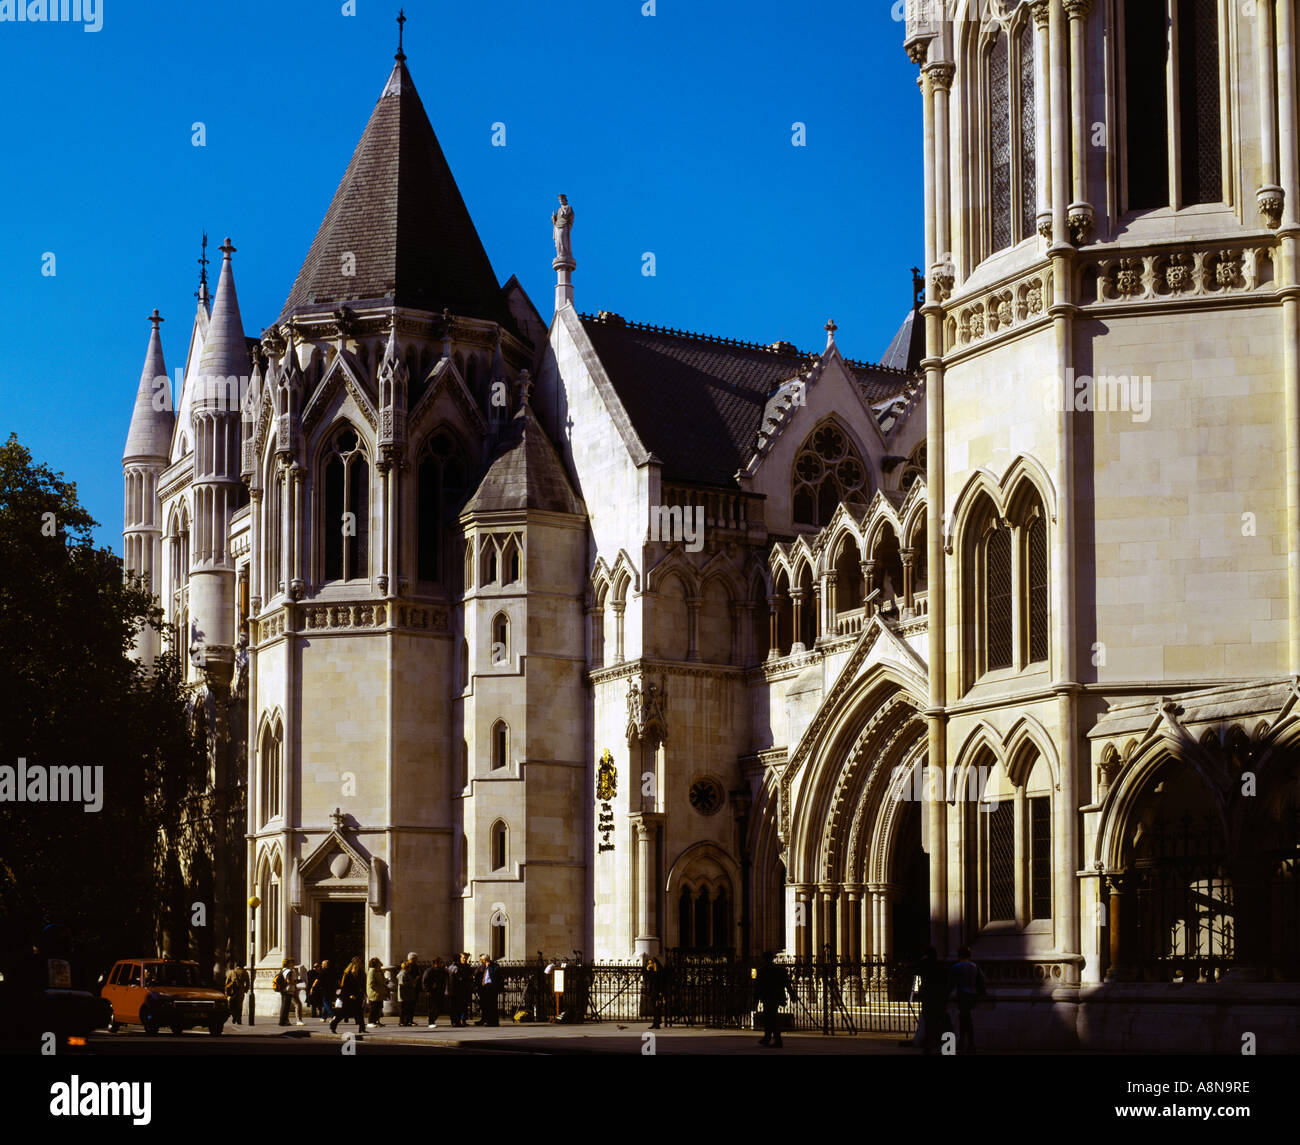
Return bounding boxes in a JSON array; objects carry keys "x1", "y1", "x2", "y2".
[{"x1": 477, "y1": 954, "x2": 501, "y2": 1027}]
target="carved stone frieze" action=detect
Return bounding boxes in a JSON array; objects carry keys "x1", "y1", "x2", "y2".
[{"x1": 1082, "y1": 243, "x2": 1274, "y2": 305}]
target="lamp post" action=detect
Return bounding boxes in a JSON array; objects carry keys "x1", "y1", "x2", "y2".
[{"x1": 247, "y1": 894, "x2": 260, "y2": 1027}]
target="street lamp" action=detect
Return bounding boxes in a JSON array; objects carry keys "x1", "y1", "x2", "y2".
[{"x1": 247, "y1": 894, "x2": 260, "y2": 1027}]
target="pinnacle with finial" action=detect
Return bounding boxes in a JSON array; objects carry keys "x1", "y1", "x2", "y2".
[
  {"x1": 219, "y1": 237, "x2": 236, "y2": 258},
  {"x1": 396, "y1": 8, "x2": 406, "y2": 61},
  {"x1": 149, "y1": 308, "x2": 164, "y2": 329}
]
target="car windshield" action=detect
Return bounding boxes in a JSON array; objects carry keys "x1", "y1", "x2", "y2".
[{"x1": 143, "y1": 962, "x2": 199, "y2": 987}]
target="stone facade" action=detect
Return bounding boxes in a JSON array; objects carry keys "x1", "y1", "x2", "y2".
[{"x1": 119, "y1": 10, "x2": 1300, "y2": 1049}]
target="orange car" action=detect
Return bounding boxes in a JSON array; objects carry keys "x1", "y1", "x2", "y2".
[{"x1": 100, "y1": 958, "x2": 228, "y2": 1036}]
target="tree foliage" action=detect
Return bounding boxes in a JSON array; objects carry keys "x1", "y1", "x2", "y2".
[{"x1": 0, "y1": 434, "x2": 203, "y2": 971}]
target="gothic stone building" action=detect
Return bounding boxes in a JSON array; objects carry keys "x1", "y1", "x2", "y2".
[{"x1": 122, "y1": 5, "x2": 1300, "y2": 1051}]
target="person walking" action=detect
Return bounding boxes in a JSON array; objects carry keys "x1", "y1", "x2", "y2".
[
  {"x1": 286, "y1": 960, "x2": 305, "y2": 1025},
  {"x1": 224, "y1": 961, "x2": 249, "y2": 1025},
  {"x1": 422, "y1": 957, "x2": 446, "y2": 1028},
  {"x1": 366, "y1": 957, "x2": 389, "y2": 1027},
  {"x1": 948, "y1": 945, "x2": 986, "y2": 1054},
  {"x1": 754, "y1": 952, "x2": 792, "y2": 1048},
  {"x1": 397, "y1": 955, "x2": 420, "y2": 1027},
  {"x1": 330, "y1": 955, "x2": 366, "y2": 1034},
  {"x1": 477, "y1": 954, "x2": 500, "y2": 1027},
  {"x1": 315, "y1": 959, "x2": 337, "y2": 1022},
  {"x1": 306, "y1": 961, "x2": 321, "y2": 1018},
  {"x1": 916, "y1": 947, "x2": 950, "y2": 1054}
]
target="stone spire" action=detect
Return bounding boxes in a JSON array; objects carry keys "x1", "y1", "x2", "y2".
[
  {"x1": 124, "y1": 309, "x2": 173, "y2": 461},
  {"x1": 196, "y1": 238, "x2": 250, "y2": 404}
]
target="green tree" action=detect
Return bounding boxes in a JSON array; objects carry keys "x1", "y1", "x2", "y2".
[{"x1": 0, "y1": 434, "x2": 202, "y2": 971}]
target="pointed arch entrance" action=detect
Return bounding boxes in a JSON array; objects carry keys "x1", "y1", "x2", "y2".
[{"x1": 783, "y1": 662, "x2": 931, "y2": 963}]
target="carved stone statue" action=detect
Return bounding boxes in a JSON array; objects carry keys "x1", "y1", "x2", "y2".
[{"x1": 552, "y1": 194, "x2": 574, "y2": 263}]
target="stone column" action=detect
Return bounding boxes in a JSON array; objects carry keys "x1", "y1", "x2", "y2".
[
  {"x1": 249, "y1": 489, "x2": 262, "y2": 606},
  {"x1": 1048, "y1": 0, "x2": 1069, "y2": 248},
  {"x1": 811, "y1": 581, "x2": 823, "y2": 644},
  {"x1": 861, "y1": 560, "x2": 877, "y2": 615},
  {"x1": 612, "y1": 601, "x2": 626, "y2": 664},
  {"x1": 901, "y1": 548, "x2": 915, "y2": 612},
  {"x1": 1031, "y1": 0, "x2": 1052, "y2": 237},
  {"x1": 386, "y1": 460, "x2": 400, "y2": 595},
  {"x1": 824, "y1": 570, "x2": 839, "y2": 637},
  {"x1": 685, "y1": 595, "x2": 701, "y2": 661},
  {"x1": 1104, "y1": 873, "x2": 1135, "y2": 981},
  {"x1": 1278, "y1": 0, "x2": 1300, "y2": 674},
  {"x1": 790, "y1": 588, "x2": 806, "y2": 650},
  {"x1": 631, "y1": 813, "x2": 662, "y2": 958},
  {"x1": 844, "y1": 886, "x2": 863, "y2": 962},
  {"x1": 766, "y1": 594, "x2": 780, "y2": 660},
  {"x1": 819, "y1": 884, "x2": 837, "y2": 959},
  {"x1": 1064, "y1": 0, "x2": 1093, "y2": 244},
  {"x1": 925, "y1": 61, "x2": 955, "y2": 273},
  {"x1": 1257, "y1": 0, "x2": 1282, "y2": 227},
  {"x1": 808, "y1": 887, "x2": 823, "y2": 959},
  {"x1": 793, "y1": 885, "x2": 812, "y2": 960},
  {"x1": 915, "y1": 43, "x2": 936, "y2": 275},
  {"x1": 289, "y1": 463, "x2": 304, "y2": 597}
]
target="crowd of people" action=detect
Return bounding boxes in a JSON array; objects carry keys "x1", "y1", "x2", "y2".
[{"x1": 223, "y1": 953, "x2": 502, "y2": 1032}]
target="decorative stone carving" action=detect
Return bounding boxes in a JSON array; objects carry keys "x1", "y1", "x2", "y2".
[
  {"x1": 1114, "y1": 258, "x2": 1144, "y2": 296},
  {"x1": 1085, "y1": 243, "x2": 1272, "y2": 304},
  {"x1": 1068, "y1": 205, "x2": 1094, "y2": 246},
  {"x1": 626, "y1": 673, "x2": 669, "y2": 748},
  {"x1": 1256, "y1": 185, "x2": 1283, "y2": 229},
  {"x1": 1037, "y1": 215, "x2": 1053, "y2": 240},
  {"x1": 923, "y1": 61, "x2": 954, "y2": 91},
  {"x1": 1164, "y1": 252, "x2": 1192, "y2": 292}
]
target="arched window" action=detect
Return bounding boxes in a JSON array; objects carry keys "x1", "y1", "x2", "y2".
[
  {"x1": 260, "y1": 721, "x2": 283, "y2": 825},
  {"x1": 791, "y1": 422, "x2": 868, "y2": 528},
  {"x1": 491, "y1": 613, "x2": 509, "y2": 668},
  {"x1": 972, "y1": 751, "x2": 1052, "y2": 929},
  {"x1": 417, "y1": 430, "x2": 467, "y2": 583},
  {"x1": 322, "y1": 424, "x2": 369, "y2": 582},
  {"x1": 962, "y1": 485, "x2": 1049, "y2": 686},
  {"x1": 260, "y1": 854, "x2": 282, "y2": 957},
  {"x1": 834, "y1": 535, "x2": 863, "y2": 615},
  {"x1": 1025, "y1": 508, "x2": 1048, "y2": 664},
  {"x1": 490, "y1": 911, "x2": 506, "y2": 960},
  {"x1": 986, "y1": 19, "x2": 1037, "y2": 256},
  {"x1": 491, "y1": 821, "x2": 508, "y2": 871},
  {"x1": 502, "y1": 535, "x2": 521, "y2": 584},
  {"x1": 481, "y1": 539, "x2": 499, "y2": 586},
  {"x1": 491, "y1": 720, "x2": 509, "y2": 771},
  {"x1": 1123, "y1": 0, "x2": 1223, "y2": 211}
]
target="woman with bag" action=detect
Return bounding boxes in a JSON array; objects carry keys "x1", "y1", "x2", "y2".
[{"x1": 366, "y1": 956, "x2": 389, "y2": 1027}]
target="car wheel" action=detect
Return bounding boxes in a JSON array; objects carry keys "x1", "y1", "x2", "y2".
[
  {"x1": 208, "y1": 1020, "x2": 224, "y2": 1036},
  {"x1": 107, "y1": 1021, "x2": 120, "y2": 1033},
  {"x1": 139, "y1": 1006, "x2": 159, "y2": 1036}
]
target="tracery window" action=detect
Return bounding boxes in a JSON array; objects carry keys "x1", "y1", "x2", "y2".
[
  {"x1": 986, "y1": 18, "x2": 1037, "y2": 256},
  {"x1": 417, "y1": 430, "x2": 467, "y2": 583},
  {"x1": 260, "y1": 721, "x2": 283, "y2": 825},
  {"x1": 322, "y1": 425, "x2": 369, "y2": 582},
  {"x1": 974, "y1": 753, "x2": 1053, "y2": 930},
  {"x1": 791, "y1": 422, "x2": 868, "y2": 528},
  {"x1": 962, "y1": 485, "x2": 1049, "y2": 686},
  {"x1": 1123, "y1": 0, "x2": 1223, "y2": 210}
]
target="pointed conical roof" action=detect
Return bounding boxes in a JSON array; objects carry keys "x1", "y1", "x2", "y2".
[
  {"x1": 462, "y1": 403, "x2": 583, "y2": 517},
  {"x1": 124, "y1": 310, "x2": 174, "y2": 460},
  {"x1": 278, "y1": 59, "x2": 505, "y2": 324},
  {"x1": 197, "y1": 238, "x2": 251, "y2": 387}
]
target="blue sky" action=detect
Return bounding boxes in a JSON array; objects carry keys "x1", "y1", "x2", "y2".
[{"x1": 0, "y1": 0, "x2": 922, "y2": 551}]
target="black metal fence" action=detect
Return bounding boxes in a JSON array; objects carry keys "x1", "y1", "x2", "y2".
[{"x1": 432, "y1": 956, "x2": 917, "y2": 1034}]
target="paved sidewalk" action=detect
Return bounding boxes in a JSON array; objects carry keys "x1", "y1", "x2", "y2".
[{"x1": 227, "y1": 1014, "x2": 915, "y2": 1054}]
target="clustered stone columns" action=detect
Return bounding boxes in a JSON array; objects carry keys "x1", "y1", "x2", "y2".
[
  {"x1": 789, "y1": 587, "x2": 807, "y2": 651},
  {"x1": 612, "y1": 600, "x2": 626, "y2": 664},
  {"x1": 900, "y1": 548, "x2": 915, "y2": 612},
  {"x1": 766, "y1": 594, "x2": 780, "y2": 661}
]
